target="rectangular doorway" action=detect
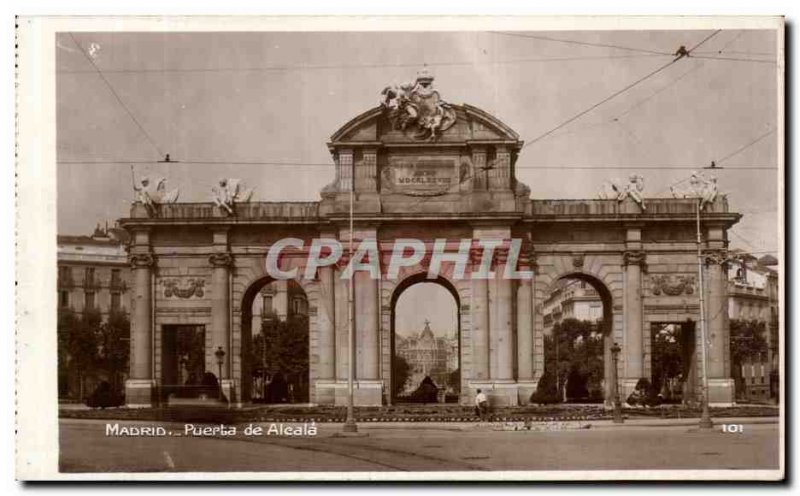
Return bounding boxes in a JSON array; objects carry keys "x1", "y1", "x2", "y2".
[
  {"x1": 651, "y1": 321, "x2": 697, "y2": 405},
  {"x1": 162, "y1": 325, "x2": 206, "y2": 388}
]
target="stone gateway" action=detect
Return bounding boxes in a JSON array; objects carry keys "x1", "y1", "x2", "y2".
[{"x1": 121, "y1": 73, "x2": 740, "y2": 409}]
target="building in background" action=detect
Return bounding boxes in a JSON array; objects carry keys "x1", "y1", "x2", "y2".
[
  {"x1": 252, "y1": 279, "x2": 308, "y2": 329},
  {"x1": 727, "y1": 254, "x2": 779, "y2": 402},
  {"x1": 395, "y1": 320, "x2": 458, "y2": 395},
  {"x1": 57, "y1": 224, "x2": 131, "y2": 400},
  {"x1": 542, "y1": 279, "x2": 603, "y2": 335},
  {"x1": 57, "y1": 224, "x2": 131, "y2": 317}
]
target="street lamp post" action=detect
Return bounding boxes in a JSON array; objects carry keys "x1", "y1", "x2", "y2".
[
  {"x1": 215, "y1": 346, "x2": 226, "y2": 401},
  {"x1": 343, "y1": 168, "x2": 358, "y2": 433},
  {"x1": 611, "y1": 342, "x2": 623, "y2": 424},
  {"x1": 695, "y1": 198, "x2": 714, "y2": 429}
]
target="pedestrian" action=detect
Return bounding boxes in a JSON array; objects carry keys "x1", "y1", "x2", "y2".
[{"x1": 475, "y1": 389, "x2": 489, "y2": 421}]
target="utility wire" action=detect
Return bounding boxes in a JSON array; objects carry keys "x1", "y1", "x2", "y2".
[
  {"x1": 520, "y1": 30, "x2": 722, "y2": 151},
  {"x1": 57, "y1": 53, "x2": 665, "y2": 75},
  {"x1": 694, "y1": 50, "x2": 776, "y2": 57},
  {"x1": 545, "y1": 61, "x2": 704, "y2": 142},
  {"x1": 57, "y1": 159, "x2": 776, "y2": 170},
  {"x1": 718, "y1": 128, "x2": 776, "y2": 164},
  {"x1": 652, "y1": 126, "x2": 777, "y2": 197},
  {"x1": 611, "y1": 61, "x2": 704, "y2": 122},
  {"x1": 490, "y1": 31, "x2": 672, "y2": 56},
  {"x1": 690, "y1": 54, "x2": 776, "y2": 64},
  {"x1": 67, "y1": 33, "x2": 163, "y2": 158}
]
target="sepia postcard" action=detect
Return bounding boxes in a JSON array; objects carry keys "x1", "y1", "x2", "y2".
[{"x1": 15, "y1": 15, "x2": 784, "y2": 481}]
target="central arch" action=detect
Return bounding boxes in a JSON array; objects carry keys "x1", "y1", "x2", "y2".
[{"x1": 389, "y1": 273, "x2": 461, "y2": 404}]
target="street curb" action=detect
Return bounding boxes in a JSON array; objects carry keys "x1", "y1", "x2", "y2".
[{"x1": 585, "y1": 418, "x2": 779, "y2": 429}]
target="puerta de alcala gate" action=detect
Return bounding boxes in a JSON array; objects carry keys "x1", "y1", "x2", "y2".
[{"x1": 120, "y1": 70, "x2": 740, "y2": 409}]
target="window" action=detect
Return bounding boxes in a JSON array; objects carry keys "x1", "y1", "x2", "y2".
[
  {"x1": 59, "y1": 290, "x2": 69, "y2": 308},
  {"x1": 262, "y1": 295, "x2": 273, "y2": 316},
  {"x1": 110, "y1": 269, "x2": 121, "y2": 287},
  {"x1": 111, "y1": 292, "x2": 121, "y2": 311},
  {"x1": 58, "y1": 266, "x2": 72, "y2": 285},
  {"x1": 84, "y1": 267, "x2": 95, "y2": 286},
  {"x1": 84, "y1": 291, "x2": 95, "y2": 310}
]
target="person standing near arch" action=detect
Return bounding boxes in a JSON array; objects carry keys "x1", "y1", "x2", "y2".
[{"x1": 475, "y1": 388, "x2": 489, "y2": 420}]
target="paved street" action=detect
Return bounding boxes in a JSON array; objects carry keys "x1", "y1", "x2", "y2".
[{"x1": 59, "y1": 418, "x2": 780, "y2": 474}]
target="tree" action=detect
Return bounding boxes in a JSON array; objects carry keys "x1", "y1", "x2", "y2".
[
  {"x1": 259, "y1": 314, "x2": 310, "y2": 401},
  {"x1": 651, "y1": 324, "x2": 683, "y2": 398},
  {"x1": 730, "y1": 319, "x2": 768, "y2": 398},
  {"x1": 392, "y1": 354, "x2": 411, "y2": 398},
  {"x1": 533, "y1": 319, "x2": 604, "y2": 403},
  {"x1": 97, "y1": 310, "x2": 130, "y2": 392},
  {"x1": 57, "y1": 309, "x2": 80, "y2": 397},
  {"x1": 62, "y1": 309, "x2": 102, "y2": 400}
]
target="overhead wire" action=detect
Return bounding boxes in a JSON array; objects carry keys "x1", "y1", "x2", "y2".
[
  {"x1": 490, "y1": 31, "x2": 673, "y2": 56},
  {"x1": 519, "y1": 30, "x2": 722, "y2": 151},
  {"x1": 57, "y1": 159, "x2": 777, "y2": 170},
  {"x1": 56, "y1": 53, "x2": 667, "y2": 75},
  {"x1": 67, "y1": 33, "x2": 164, "y2": 158}
]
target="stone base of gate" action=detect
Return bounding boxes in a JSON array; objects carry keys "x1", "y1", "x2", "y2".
[
  {"x1": 125, "y1": 379, "x2": 155, "y2": 408},
  {"x1": 325, "y1": 380, "x2": 383, "y2": 407},
  {"x1": 516, "y1": 381, "x2": 538, "y2": 405},
  {"x1": 313, "y1": 379, "x2": 337, "y2": 405},
  {"x1": 467, "y1": 381, "x2": 519, "y2": 407},
  {"x1": 620, "y1": 378, "x2": 640, "y2": 403},
  {"x1": 708, "y1": 378, "x2": 735, "y2": 406}
]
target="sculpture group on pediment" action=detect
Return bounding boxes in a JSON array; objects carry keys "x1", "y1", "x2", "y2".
[
  {"x1": 598, "y1": 174, "x2": 646, "y2": 211},
  {"x1": 131, "y1": 167, "x2": 180, "y2": 217},
  {"x1": 380, "y1": 68, "x2": 457, "y2": 141},
  {"x1": 211, "y1": 178, "x2": 255, "y2": 216},
  {"x1": 670, "y1": 171, "x2": 719, "y2": 210}
]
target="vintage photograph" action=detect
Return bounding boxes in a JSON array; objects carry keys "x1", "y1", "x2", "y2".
[{"x1": 16, "y1": 16, "x2": 783, "y2": 480}]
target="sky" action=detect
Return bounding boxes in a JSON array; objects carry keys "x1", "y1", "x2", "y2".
[
  {"x1": 394, "y1": 283, "x2": 458, "y2": 338},
  {"x1": 57, "y1": 30, "x2": 779, "y2": 258}
]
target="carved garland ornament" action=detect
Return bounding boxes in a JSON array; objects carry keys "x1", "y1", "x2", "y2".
[
  {"x1": 129, "y1": 253, "x2": 155, "y2": 268},
  {"x1": 651, "y1": 275, "x2": 696, "y2": 296},
  {"x1": 162, "y1": 279, "x2": 205, "y2": 299},
  {"x1": 623, "y1": 250, "x2": 646, "y2": 266},
  {"x1": 208, "y1": 252, "x2": 233, "y2": 267}
]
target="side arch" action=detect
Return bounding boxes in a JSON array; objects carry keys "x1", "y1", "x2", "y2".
[
  {"x1": 534, "y1": 261, "x2": 624, "y2": 405},
  {"x1": 232, "y1": 258, "x2": 321, "y2": 404}
]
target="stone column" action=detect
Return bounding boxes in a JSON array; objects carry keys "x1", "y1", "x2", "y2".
[
  {"x1": 337, "y1": 149, "x2": 353, "y2": 192},
  {"x1": 488, "y1": 145, "x2": 511, "y2": 190},
  {"x1": 355, "y1": 269, "x2": 379, "y2": 381},
  {"x1": 491, "y1": 250, "x2": 514, "y2": 381},
  {"x1": 317, "y1": 265, "x2": 336, "y2": 379},
  {"x1": 704, "y1": 248, "x2": 733, "y2": 404},
  {"x1": 355, "y1": 148, "x2": 378, "y2": 192},
  {"x1": 623, "y1": 241, "x2": 645, "y2": 395},
  {"x1": 209, "y1": 251, "x2": 232, "y2": 380},
  {"x1": 126, "y1": 249, "x2": 154, "y2": 407},
  {"x1": 489, "y1": 246, "x2": 516, "y2": 406},
  {"x1": 516, "y1": 269, "x2": 535, "y2": 403},
  {"x1": 470, "y1": 146, "x2": 488, "y2": 191},
  {"x1": 470, "y1": 272, "x2": 490, "y2": 381},
  {"x1": 334, "y1": 263, "x2": 350, "y2": 382},
  {"x1": 314, "y1": 264, "x2": 336, "y2": 404}
]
